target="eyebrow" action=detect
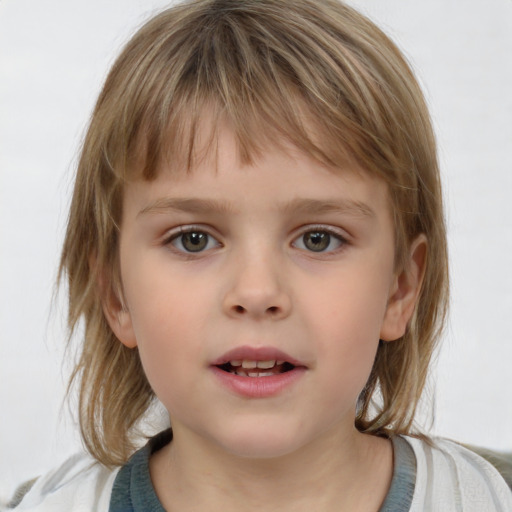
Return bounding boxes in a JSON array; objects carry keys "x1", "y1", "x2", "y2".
[
  {"x1": 138, "y1": 197, "x2": 375, "y2": 218},
  {"x1": 138, "y1": 198, "x2": 236, "y2": 216},
  {"x1": 282, "y1": 198, "x2": 375, "y2": 218}
]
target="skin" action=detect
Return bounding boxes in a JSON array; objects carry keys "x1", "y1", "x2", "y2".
[{"x1": 104, "y1": 129, "x2": 426, "y2": 511}]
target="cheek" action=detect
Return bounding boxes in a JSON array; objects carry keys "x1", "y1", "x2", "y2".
[
  {"x1": 131, "y1": 302, "x2": 207, "y2": 415},
  {"x1": 121, "y1": 266, "x2": 211, "y2": 394},
  {"x1": 304, "y1": 265, "x2": 390, "y2": 341},
  {"x1": 300, "y1": 268, "x2": 390, "y2": 392},
  {"x1": 123, "y1": 251, "x2": 208, "y2": 338}
]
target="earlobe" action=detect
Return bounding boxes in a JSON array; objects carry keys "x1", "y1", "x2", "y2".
[
  {"x1": 102, "y1": 293, "x2": 138, "y2": 349},
  {"x1": 91, "y1": 256, "x2": 138, "y2": 349},
  {"x1": 380, "y1": 234, "x2": 427, "y2": 342}
]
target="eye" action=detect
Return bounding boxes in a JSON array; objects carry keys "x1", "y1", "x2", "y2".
[
  {"x1": 293, "y1": 229, "x2": 346, "y2": 253},
  {"x1": 168, "y1": 229, "x2": 220, "y2": 253}
]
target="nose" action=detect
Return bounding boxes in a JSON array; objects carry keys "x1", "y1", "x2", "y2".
[{"x1": 222, "y1": 253, "x2": 292, "y2": 320}]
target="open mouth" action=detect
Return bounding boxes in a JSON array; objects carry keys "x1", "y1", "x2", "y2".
[{"x1": 216, "y1": 359, "x2": 296, "y2": 377}]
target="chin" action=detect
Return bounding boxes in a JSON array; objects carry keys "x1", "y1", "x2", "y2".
[
  {"x1": 224, "y1": 437, "x2": 303, "y2": 460},
  {"x1": 210, "y1": 419, "x2": 312, "y2": 460}
]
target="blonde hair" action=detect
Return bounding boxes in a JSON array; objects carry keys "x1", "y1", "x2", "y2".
[{"x1": 60, "y1": 0, "x2": 448, "y2": 466}]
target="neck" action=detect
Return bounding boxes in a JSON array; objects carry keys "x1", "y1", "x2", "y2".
[{"x1": 149, "y1": 426, "x2": 393, "y2": 512}]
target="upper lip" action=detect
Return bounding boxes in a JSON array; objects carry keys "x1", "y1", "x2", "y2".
[{"x1": 211, "y1": 345, "x2": 306, "y2": 367}]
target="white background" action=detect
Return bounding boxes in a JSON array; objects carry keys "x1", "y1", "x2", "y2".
[{"x1": 1, "y1": 0, "x2": 511, "y2": 500}]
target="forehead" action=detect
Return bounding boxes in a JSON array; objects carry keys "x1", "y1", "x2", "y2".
[
  {"x1": 125, "y1": 97, "x2": 383, "y2": 184},
  {"x1": 129, "y1": 109, "x2": 370, "y2": 182},
  {"x1": 123, "y1": 127, "x2": 390, "y2": 222}
]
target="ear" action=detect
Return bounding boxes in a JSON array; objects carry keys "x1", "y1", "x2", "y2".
[
  {"x1": 91, "y1": 254, "x2": 138, "y2": 349},
  {"x1": 380, "y1": 234, "x2": 427, "y2": 342},
  {"x1": 102, "y1": 287, "x2": 138, "y2": 349}
]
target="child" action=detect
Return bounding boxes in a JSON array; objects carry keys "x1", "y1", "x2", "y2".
[{"x1": 8, "y1": 0, "x2": 512, "y2": 510}]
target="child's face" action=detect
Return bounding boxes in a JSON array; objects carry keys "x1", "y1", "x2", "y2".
[{"x1": 106, "y1": 129, "x2": 417, "y2": 459}]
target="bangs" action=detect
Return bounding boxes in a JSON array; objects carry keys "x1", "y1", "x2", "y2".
[
  {"x1": 132, "y1": 90, "x2": 357, "y2": 180},
  {"x1": 96, "y1": 0, "x2": 407, "y2": 183}
]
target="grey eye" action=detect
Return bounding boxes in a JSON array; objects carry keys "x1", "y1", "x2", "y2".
[
  {"x1": 170, "y1": 230, "x2": 219, "y2": 253},
  {"x1": 302, "y1": 231, "x2": 331, "y2": 252},
  {"x1": 293, "y1": 229, "x2": 345, "y2": 253},
  {"x1": 181, "y1": 232, "x2": 208, "y2": 252}
]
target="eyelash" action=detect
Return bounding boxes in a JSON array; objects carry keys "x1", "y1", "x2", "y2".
[
  {"x1": 291, "y1": 225, "x2": 348, "y2": 254},
  {"x1": 164, "y1": 226, "x2": 221, "y2": 254},
  {"x1": 163, "y1": 225, "x2": 349, "y2": 255}
]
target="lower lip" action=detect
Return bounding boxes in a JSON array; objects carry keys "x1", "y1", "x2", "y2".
[{"x1": 211, "y1": 366, "x2": 306, "y2": 398}]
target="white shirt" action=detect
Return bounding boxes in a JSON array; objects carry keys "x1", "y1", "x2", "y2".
[{"x1": 7, "y1": 436, "x2": 512, "y2": 511}]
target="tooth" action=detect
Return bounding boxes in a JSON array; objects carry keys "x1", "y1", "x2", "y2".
[
  {"x1": 258, "y1": 372, "x2": 274, "y2": 377},
  {"x1": 248, "y1": 372, "x2": 259, "y2": 377},
  {"x1": 277, "y1": 360, "x2": 285, "y2": 365},
  {"x1": 230, "y1": 360, "x2": 243, "y2": 367},
  {"x1": 256, "y1": 360, "x2": 276, "y2": 369},
  {"x1": 236, "y1": 370, "x2": 247, "y2": 376},
  {"x1": 242, "y1": 360, "x2": 257, "y2": 369}
]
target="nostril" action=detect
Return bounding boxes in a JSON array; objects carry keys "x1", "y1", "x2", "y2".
[
  {"x1": 267, "y1": 306, "x2": 279, "y2": 314},
  {"x1": 234, "y1": 305, "x2": 245, "y2": 314}
]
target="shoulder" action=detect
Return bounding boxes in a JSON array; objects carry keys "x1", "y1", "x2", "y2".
[
  {"x1": 463, "y1": 444, "x2": 512, "y2": 490},
  {"x1": 7, "y1": 453, "x2": 120, "y2": 511},
  {"x1": 402, "y1": 436, "x2": 512, "y2": 512}
]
